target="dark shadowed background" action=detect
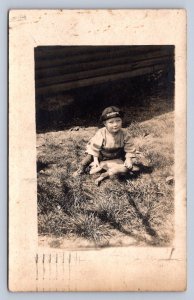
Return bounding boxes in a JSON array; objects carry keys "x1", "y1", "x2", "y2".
[{"x1": 34, "y1": 46, "x2": 174, "y2": 132}]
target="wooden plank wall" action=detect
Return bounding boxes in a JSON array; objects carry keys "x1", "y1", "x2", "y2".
[{"x1": 34, "y1": 46, "x2": 174, "y2": 97}]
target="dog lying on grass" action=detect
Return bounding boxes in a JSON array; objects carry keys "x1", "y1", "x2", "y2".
[{"x1": 89, "y1": 159, "x2": 139, "y2": 186}]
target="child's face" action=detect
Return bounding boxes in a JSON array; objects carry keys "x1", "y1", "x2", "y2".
[{"x1": 104, "y1": 117, "x2": 122, "y2": 133}]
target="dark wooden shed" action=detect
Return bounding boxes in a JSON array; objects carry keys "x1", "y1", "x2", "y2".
[
  {"x1": 34, "y1": 46, "x2": 174, "y2": 131},
  {"x1": 35, "y1": 45, "x2": 174, "y2": 97}
]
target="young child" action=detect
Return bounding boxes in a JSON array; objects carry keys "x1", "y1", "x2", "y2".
[{"x1": 73, "y1": 106, "x2": 137, "y2": 185}]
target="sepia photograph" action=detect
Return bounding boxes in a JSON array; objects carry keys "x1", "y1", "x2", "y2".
[
  {"x1": 9, "y1": 10, "x2": 186, "y2": 291},
  {"x1": 35, "y1": 45, "x2": 175, "y2": 249}
]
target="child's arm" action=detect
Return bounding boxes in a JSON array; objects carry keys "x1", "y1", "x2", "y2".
[
  {"x1": 86, "y1": 129, "x2": 103, "y2": 158},
  {"x1": 93, "y1": 156, "x2": 100, "y2": 167},
  {"x1": 89, "y1": 156, "x2": 100, "y2": 175},
  {"x1": 124, "y1": 158, "x2": 133, "y2": 169},
  {"x1": 123, "y1": 131, "x2": 136, "y2": 169}
]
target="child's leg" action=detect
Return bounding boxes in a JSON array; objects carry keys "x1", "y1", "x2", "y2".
[
  {"x1": 80, "y1": 154, "x2": 93, "y2": 170},
  {"x1": 73, "y1": 154, "x2": 93, "y2": 176}
]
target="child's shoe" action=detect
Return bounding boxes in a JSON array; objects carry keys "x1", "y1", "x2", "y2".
[
  {"x1": 73, "y1": 167, "x2": 84, "y2": 177},
  {"x1": 131, "y1": 165, "x2": 140, "y2": 172}
]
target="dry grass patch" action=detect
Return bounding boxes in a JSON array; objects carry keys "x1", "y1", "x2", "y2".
[{"x1": 37, "y1": 111, "x2": 174, "y2": 248}]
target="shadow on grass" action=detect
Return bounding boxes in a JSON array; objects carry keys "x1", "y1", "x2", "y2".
[
  {"x1": 94, "y1": 203, "x2": 159, "y2": 246},
  {"x1": 118, "y1": 163, "x2": 154, "y2": 182},
  {"x1": 37, "y1": 161, "x2": 49, "y2": 172},
  {"x1": 92, "y1": 163, "x2": 160, "y2": 245},
  {"x1": 37, "y1": 159, "x2": 167, "y2": 246},
  {"x1": 97, "y1": 211, "x2": 155, "y2": 246},
  {"x1": 126, "y1": 197, "x2": 159, "y2": 241},
  {"x1": 122, "y1": 165, "x2": 161, "y2": 244}
]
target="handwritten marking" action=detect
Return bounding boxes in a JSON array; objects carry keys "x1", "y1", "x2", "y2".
[
  {"x1": 68, "y1": 253, "x2": 71, "y2": 291},
  {"x1": 35, "y1": 254, "x2": 39, "y2": 291},
  {"x1": 42, "y1": 254, "x2": 45, "y2": 280},
  {"x1": 56, "y1": 253, "x2": 58, "y2": 280},
  {"x1": 49, "y1": 254, "x2": 51, "y2": 281},
  {"x1": 62, "y1": 253, "x2": 65, "y2": 279},
  {"x1": 35, "y1": 254, "x2": 38, "y2": 281},
  {"x1": 169, "y1": 247, "x2": 175, "y2": 260}
]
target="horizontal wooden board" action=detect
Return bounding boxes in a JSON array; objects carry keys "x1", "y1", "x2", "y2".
[
  {"x1": 36, "y1": 56, "x2": 172, "y2": 88},
  {"x1": 35, "y1": 47, "x2": 173, "y2": 70},
  {"x1": 35, "y1": 45, "x2": 170, "y2": 59},
  {"x1": 35, "y1": 52, "x2": 173, "y2": 80},
  {"x1": 36, "y1": 64, "x2": 167, "y2": 96}
]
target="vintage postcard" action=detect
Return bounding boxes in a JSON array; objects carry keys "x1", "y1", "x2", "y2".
[{"x1": 9, "y1": 9, "x2": 186, "y2": 291}]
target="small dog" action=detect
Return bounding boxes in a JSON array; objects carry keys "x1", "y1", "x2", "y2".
[{"x1": 89, "y1": 159, "x2": 139, "y2": 186}]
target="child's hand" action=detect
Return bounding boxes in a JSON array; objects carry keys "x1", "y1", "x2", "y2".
[
  {"x1": 90, "y1": 157, "x2": 100, "y2": 168},
  {"x1": 90, "y1": 161, "x2": 100, "y2": 168},
  {"x1": 94, "y1": 156, "x2": 99, "y2": 168},
  {"x1": 89, "y1": 157, "x2": 101, "y2": 175},
  {"x1": 124, "y1": 160, "x2": 133, "y2": 170}
]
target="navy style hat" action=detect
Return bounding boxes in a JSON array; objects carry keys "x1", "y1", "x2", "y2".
[{"x1": 100, "y1": 106, "x2": 124, "y2": 122}]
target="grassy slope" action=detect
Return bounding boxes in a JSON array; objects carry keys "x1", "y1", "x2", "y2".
[{"x1": 37, "y1": 111, "x2": 174, "y2": 248}]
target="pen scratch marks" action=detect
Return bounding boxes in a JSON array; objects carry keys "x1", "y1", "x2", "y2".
[
  {"x1": 169, "y1": 247, "x2": 175, "y2": 260},
  {"x1": 55, "y1": 253, "x2": 58, "y2": 280},
  {"x1": 68, "y1": 253, "x2": 71, "y2": 291},
  {"x1": 62, "y1": 252, "x2": 65, "y2": 279},
  {"x1": 35, "y1": 253, "x2": 38, "y2": 280},
  {"x1": 42, "y1": 253, "x2": 45, "y2": 280},
  {"x1": 35, "y1": 253, "x2": 39, "y2": 292},
  {"x1": 49, "y1": 254, "x2": 51, "y2": 281}
]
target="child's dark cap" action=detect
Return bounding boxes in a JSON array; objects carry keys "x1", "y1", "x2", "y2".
[{"x1": 100, "y1": 106, "x2": 124, "y2": 122}]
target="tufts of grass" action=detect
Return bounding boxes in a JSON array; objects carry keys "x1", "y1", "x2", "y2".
[
  {"x1": 38, "y1": 208, "x2": 111, "y2": 242},
  {"x1": 69, "y1": 212, "x2": 112, "y2": 242},
  {"x1": 125, "y1": 176, "x2": 174, "y2": 245},
  {"x1": 37, "y1": 111, "x2": 175, "y2": 247},
  {"x1": 128, "y1": 122, "x2": 150, "y2": 138},
  {"x1": 38, "y1": 208, "x2": 74, "y2": 236}
]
